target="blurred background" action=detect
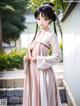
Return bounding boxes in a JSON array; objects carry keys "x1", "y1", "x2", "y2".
[{"x1": 0, "y1": 0, "x2": 80, "y2": 106}]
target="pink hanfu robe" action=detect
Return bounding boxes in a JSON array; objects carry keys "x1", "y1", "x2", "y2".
[{"x1": 23, "y1": 30, "x2": 62, "y2": 106}]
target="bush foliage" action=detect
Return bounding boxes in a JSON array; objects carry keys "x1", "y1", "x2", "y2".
[{"x1": 0, "y1": 48, "x2": 27, "y2": 71}]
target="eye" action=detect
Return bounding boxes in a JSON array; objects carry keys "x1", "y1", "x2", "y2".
[
  {"x1": 36, "y1": 17, "x2": 40, "y2": 20},
  {"x1": 44, "y1": 18, "x2": 48, "y2": 21}
]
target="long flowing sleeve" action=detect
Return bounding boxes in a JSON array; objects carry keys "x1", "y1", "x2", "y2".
[{"x1": 37, "y1": 33, "x2": 62, "y2": 70}]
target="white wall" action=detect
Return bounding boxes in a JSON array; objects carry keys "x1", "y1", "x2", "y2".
[
  {"x1": 21, "y1": 22, "x2": 36, "y2": 48},
  {"x1": 62, "y1": 3, "x2": 80, "y2": 105}
]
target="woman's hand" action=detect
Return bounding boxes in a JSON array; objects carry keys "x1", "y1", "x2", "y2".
[
  {"x1": 23, "y1": 55, "x2": 32, "y2": 62},
  {"x1": 24, "y1": 55, "x2": 36, "y2": 61}
]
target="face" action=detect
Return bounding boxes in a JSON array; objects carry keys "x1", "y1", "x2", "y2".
[{"x1": 36, "y1": 13, "x2": 51, "y2": 30}]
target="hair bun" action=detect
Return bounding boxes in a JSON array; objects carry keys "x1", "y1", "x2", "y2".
[
  {"x1": 43, "y1": 2, "x2": 56, "y2": 22},
  {"x1": 48, "y1": 3, "x2": 54, "y2": 8},
  {"x1": 43, "y1": 2, "x2": 55, "y2": 10}
]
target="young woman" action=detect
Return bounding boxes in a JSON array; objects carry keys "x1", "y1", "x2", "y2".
[{"x1": 23, "y1": 3, "x2": 62, "y2": 106}]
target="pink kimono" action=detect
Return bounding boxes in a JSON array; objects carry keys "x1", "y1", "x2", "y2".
[{"x1": 23, "y1": 30, "x2": 62, "y2": 106}]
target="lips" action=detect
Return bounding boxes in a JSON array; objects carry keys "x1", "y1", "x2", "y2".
[{"x1": 40, "y1": 24, "x2": 44, "y2": 26}]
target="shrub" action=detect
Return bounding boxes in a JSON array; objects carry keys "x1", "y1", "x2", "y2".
[{"x1": 0, "y1": 48, "x2": 27, "y2": 71}]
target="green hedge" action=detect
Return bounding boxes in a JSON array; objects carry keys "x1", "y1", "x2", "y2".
[{"x1": 0, "y1": 48, "x2": 27, "y2": 71}]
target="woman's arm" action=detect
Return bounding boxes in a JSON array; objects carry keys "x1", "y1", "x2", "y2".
[{"x1": 37, "y1": 33, "x2": 62, "y2": 70}]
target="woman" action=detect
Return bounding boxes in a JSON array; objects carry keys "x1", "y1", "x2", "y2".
[{"x1": 23, "y1": 3, "x2": 62, "y2": 106}]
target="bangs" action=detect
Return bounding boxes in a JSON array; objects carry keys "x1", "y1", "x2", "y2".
[
  {"x1": 41, "y1": 11, "x2": 49, "y2": 19},
  {"x1": 34, "y1": 6, "x2": 53, "y2": 20},
  {"x1": 34, "y1": 7, "x2": 43, "y2": 18}
]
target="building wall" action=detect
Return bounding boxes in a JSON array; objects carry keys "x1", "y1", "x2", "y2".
[
  {"x1": 20, "y1": 14, "x2": 36, "y2": 48},
  {"x1": 62, "y1": 3, "x2": 80, "y2": 105}
]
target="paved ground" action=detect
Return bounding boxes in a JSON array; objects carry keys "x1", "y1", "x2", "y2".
[
  {"x1": 62, "y1": 104, "x2": 68, "y2": 106},
  {"x1": 0, "y1": 63, "x2": 63, "y2": 79},
  {"x1": 0, "y1": 63, "x2": 67, "y2": 106},
  {"x1": 7, "y1": 104, "x2": 68, "y2": 106}
]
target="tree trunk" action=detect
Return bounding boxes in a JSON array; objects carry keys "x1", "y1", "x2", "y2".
[
  {"x1": 14, "y1": 39, "x2": 17, "y2": 50},
  {"x1": 0, "y1": 15, "x2": 3, "y2": 52}
]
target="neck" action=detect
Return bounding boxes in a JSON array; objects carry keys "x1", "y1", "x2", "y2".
[{"x1": 41, "y1": 27, "x2": 49, "y2": 32}]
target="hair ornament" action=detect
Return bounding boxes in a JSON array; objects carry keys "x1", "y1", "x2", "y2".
[
  {"x1": 43, "y1": 4, "x2": 52, "y2": 8},
  {"x1": 43, "y1": 3, "x2": 55, "y2": 11}
]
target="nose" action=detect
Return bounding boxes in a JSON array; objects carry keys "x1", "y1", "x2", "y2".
[{"x1": 40, "y1": 20, "x2": 44, "y2": 25}]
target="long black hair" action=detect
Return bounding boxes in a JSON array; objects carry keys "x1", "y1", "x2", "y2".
[
  {"x1": 32, "y1": 3, "x2": 57, "y2": 41},
  {"x1": 43, "y1": 2, "x2": 63, "y2": 38}
]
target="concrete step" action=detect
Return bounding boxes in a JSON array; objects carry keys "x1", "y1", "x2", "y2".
[
  {"x1": 62, "y1": 103, "x2": 68, "y2": 106},
  {"x1": 8, "y1": 104, "x2": 68, "y2": 106},
  {"x1": 0, "y1": 86, "x2": 67, "y2": 105},
  {"x1": 0, "y1": 69, "x2": 63, "y2": 88},
  {"x1": 7, "y1": 104, "x2": 22, "y2": 106},
  {"x1": 59, "y1": 87, "x2": 67, "y2": 103},
  {"x1": 7, "y1": 103, "x2": 69, "y2": 106},
  {"x1": 8, "y1": 105, "x2": 68, "y2": 106},
  {"x1": 7, "y1": 103, "x2": 68, "y2": 106}
]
